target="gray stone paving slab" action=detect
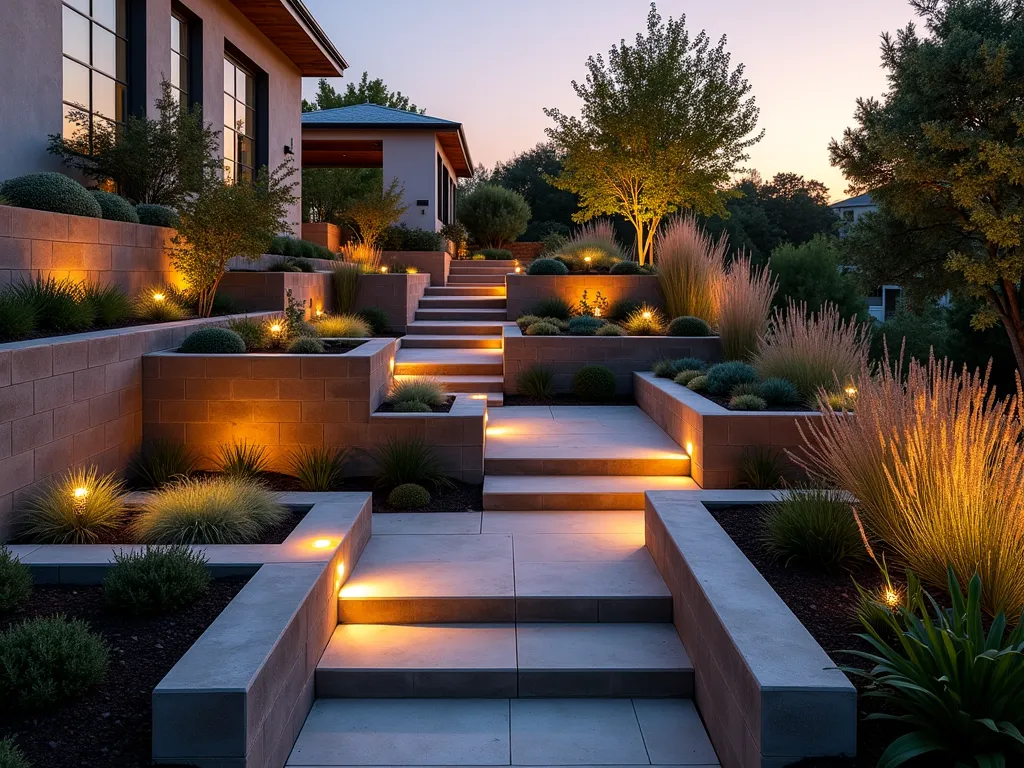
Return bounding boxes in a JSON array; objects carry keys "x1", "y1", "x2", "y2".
[
  {"x1": 322, "y1": 624, "x2": 516, "y2": 670},
  {"x1": 372, "y1": 513, "x2": 482, "y2": 535},
  {"x1": 513, "y1": 534, "x2": 649, "y2": 563},
  {"x1": 287, "y1": 699, "x2": 511, "y2": 766},
  {"x1": 514, "y1": 560, "x2": 670, "y2": 599},
  {"x1": 481, "y1": 511, "x2": 644, "y2": 535},
  {"x1": 516, "y1": 624, "x2": 690, "y2": 671},
  {"x1": 509, "y1": 699, "x2": 649, "y2": 765},
  {"x1": 632, "y1": 700, "x2": 720, "y2": 765}
]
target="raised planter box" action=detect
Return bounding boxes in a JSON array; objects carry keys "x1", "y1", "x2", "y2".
[
  {"x1": 301, "y1": 222, "x2": 341, "y2": 253},
  {"x1": 635, "y1": 372, "x2": 824, "y2": 489},
  {"x1": 354, "y1": 273, "x2": 430, "y2": 333},
  {"x1": 645, "y1": 492, "x2": 856, "y2": 766},
  {"x1": 216, "y1": 270, "x2": 333, "y2": 318},
  {"x1": 142, "y1": 339, "x2": 485, "y2": 483},
  {"x1": 0, "y1": 312, "x2": 274, "y2": 539},
  {"x1": 383, "y1": 250, "x2": 450, "y2": 286},
  {"x1": 504, "y1": 325, "x2": 722, "y2": 396},
  {"x1": 505, "y1": 274, "x2": 663, "y2": 320},
  {"x1": 227, "y1": 254, "x2": 338, "y2": 272}
]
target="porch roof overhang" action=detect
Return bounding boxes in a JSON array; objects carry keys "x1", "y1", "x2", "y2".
[{"x1": 228, "y1": 0, "x2": 348, "y2": 76}]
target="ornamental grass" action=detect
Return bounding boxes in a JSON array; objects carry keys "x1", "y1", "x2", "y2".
[
  {"x1": 340, "y1": 242, "x2": 382, "y2": 274},
  {"x1": 654, "y1": 216, "x2": 726, "y2": 323},
  {"x1": 796, "y1": 353, "x2": 1024, "y2": 616},
  {"x1": 716, "y1": 254, "x2": 776, "y2": 361}
]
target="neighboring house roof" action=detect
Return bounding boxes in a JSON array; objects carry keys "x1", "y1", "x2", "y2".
[
  {"x1": 228, "y1": 0, "x2": 347, "y2": 76},
  {"x1": 829, "y1": 192, "x2": 877, "y2": 209},
  {"x1": 302, "y1": 104, "x2": 474, "y2": 177}
]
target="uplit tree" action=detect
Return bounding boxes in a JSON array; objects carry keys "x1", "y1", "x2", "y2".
[
  {"x1": 544, "y1": 3, "x2": 762, "y2": 264},
  {"x1": 830, "y1": 0, "x2": 1024, "y2": 376}
]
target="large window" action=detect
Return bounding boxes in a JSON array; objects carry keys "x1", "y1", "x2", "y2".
[
  {"x1": 437, "y1": 153, "x2": 453, "y2": 224},
  {"x1": 170, "y1": 13, "x2": 188, "y2": 107},
  {"x1": 62, "y1": 0, "x2": 128, "y2": 150},
  {"x1": 223, "y1": 56, "x2": 255, "y2": 183}
]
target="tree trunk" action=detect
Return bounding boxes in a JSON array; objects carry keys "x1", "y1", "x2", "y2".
[{"x1": 988, "y1": 285, "x2": 1024, "y2": 382}]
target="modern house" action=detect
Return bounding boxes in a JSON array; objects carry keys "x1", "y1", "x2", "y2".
[
  {"x1": 830, "y1": 192, "x2": 902, "y2": 322},
  {"x1": 830, "y1": 192, "x2": 877, "y2": 225},
  {"x1": 301, "y1": 103, "x2": 474, "y2": 233},
  {"x1": 0, "y1": 0, "x2": 348, "y2": 228}
]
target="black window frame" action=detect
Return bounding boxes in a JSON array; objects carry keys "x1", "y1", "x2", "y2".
[{"x1": 223, "y1": 41, "x2": 268, "y2": 183}]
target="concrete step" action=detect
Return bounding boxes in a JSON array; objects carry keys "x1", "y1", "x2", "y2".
[
  {"x1": 449, "y1": 266, "x2": 516, "y2": 275},
  {"x1": 400, "y1": 334, "x2": 503, "y2": 350},
  {"x1": 418, "y1": 296, "x2": 507, "y2": 310},
  {"x1": 485, "y1": 455, "x2": 689, "y2": 476},
  {"x1": 315, "y1": 623, "x2": 693, "y2": 698},
  {"x1": 407, "y1": 320, "x2": 507, "y2": 335},
  {"x1": 482, "y1": 475, "x2": 699, "y2": 510},
  {"x1": 448, "y1": 274, "x2": 506, "y2": 285},
  {"x1": 450, "y1": 260, "x2": 516, "y2": 268},
  {"x1": 414, "y1": 307, "x2": 508, "y2": 321},
  {"x1": 394, "y1": 373, "x2": 504, "y2": 393},
  {"x1": 425, "y1": 285, "x2": 506, "y2": 296},
  {"x1": 394, "y1": 348, "x2": 503, "y2": 376}
]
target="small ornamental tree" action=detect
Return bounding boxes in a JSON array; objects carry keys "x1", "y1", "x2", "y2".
[
  {"x1": 545, "y1": 3, "x2": 762, "y2": 264},
  {"x1": 345, "y1": 177, "x2": 407, "y2": 247},
  {"x1": 172, "y1": 162, "x2": 297, "y2": 317},
  {"x1": 456, "y1": 185, "x2": 531, "y2": 248}
]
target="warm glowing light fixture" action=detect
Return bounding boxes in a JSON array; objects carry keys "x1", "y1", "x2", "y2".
[
  {"x1": 514, "y1": 266, "x2": 522, "y2": 274},
  {"x1": 470, "y1": 394, "x2": 487, "y2": 400},
  {"x1": 882, "y1": 587, "x2": 901, "y2": 608},
  {"x1": 73, "y1": 487, "x2": 89, "y2": 500},
  {"x1": 312, "y1": 539, "x2": 332, "y2": 549},
  {"x1": 642, "y1": 311, "x2": 652, "y2": 320},
  {"x1": 593, "y1": 307, "x2": 602, "y2": 318},
  {"x1": 152, "y1": 292, "x2": 166, "y2": 303},
  {"x1": 685, "y1": 441, "x2": 693, "y2": 456},
  {"x1": 270, "y1": 323, "x2": 283, "y2": 335},
  {"x1": 584, "y1": 256, "x2": 592, "y2": 264},
  {"x1": 380, "y1": 266, "x2": 389, "y2": 274},
  {"x1": 845, "y1": 385, "x2": 859, "y2": 399},
  {"x1": 315, "y1": 308, "x2": 324, "y2": 317},
  {"x1": 486, "y1": 426, "x2": 508, "y2": 437}
]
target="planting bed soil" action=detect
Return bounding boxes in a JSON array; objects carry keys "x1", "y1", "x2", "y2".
[
  {"x1": 0, "y1": 576, "x2": 250, "y2": 768},
  {"x1": 376, "y1": 396, "x2": 455, "y2": 414},
  {"x1": 176, "y1": 339, "x2": 369, "y2": 355},
  {"x1": 343, "y1": 476, "x2": 482, "y2": 513},
  {"x1": 504, "y1": 394, "x2": 636, "y2": 407},
  {"x1": 709, "y1": 505, "x2": 905, "y2": 767}
]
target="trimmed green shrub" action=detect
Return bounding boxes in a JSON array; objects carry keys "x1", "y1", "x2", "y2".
[
  {"x1": 729, "y1": 394, "x2": 767, "y2": 411},
  {"x1": 477, "y1": 248, "x2": 513, "y2": 260},
  {"x1": 595, "y1": 323, "x2": 625, "y2": 336},
  {"x1": 226, "y1": 316, "x2": 266, "y2": 351},
  {"x1": 388, "y1": 377, "x2": 448, "y2": 408},
  {"x1": 0, "y1": 615, "x2": 108, "y2": 711},
  {"x1": 287, "y1": 336, "x2": 325, "y2": 354},
  {"x1": 529, "y1": 296, "x2": 574, "y2": 320},
  {"x1": 457, "y1": 184, "x2": 530, "y2": 248},
  {"x1": 290, "y1": 319, "x2": 319, "y2": 339},
  {"x1": 136, "y1": 203, "x2": 179, "y2": 227},
  {"x1": 572, "y1": 365, "x2": 616, "y2": 400},
  {"x1": 356, "y1": 307, "x2": 389, "y2": 336},
  {"x1": 268, "y1": 236, "x2": 333, "y2": 261},
  {"x1": 20, "y1": 467, "x2": 125, "y2": 544},
  {"x1": 610, "y1": 260, "x2": 643, "y2": 275},
  {"x1": 316, "y1": 314, "x2": 371, "y2": 338},
  {"x1": 288, "y1": 445, "x2": 348, "y2": 492},
  {"x1": 83, "y1": 283, "x2": 132, "y2": 327},
  {"x1": 705, "y1": 361, "x2": 759, "y2": 396},
  {"x1": 393, "y1": 400, "x2": 431, "y2": 413},
  {"x1": 736, "y1": 446, "x2": 788, "y2": 489},
  {"x1": 381, "y1": 225, "x2": 443, "y2": 252},
  {"x1": 134, "y1": 289, "x2": 189, "y2": 323},
  {"x1": 90, "y1": 191, "x2": 139, "y2": 223},
  {"x1": 687, "y1": 375, "x2": 709, "y2": 393},
  {"x1": 673, "y1": 369, "x2": 703, "y2": 386},
  {"x1": 267, "y1": 257, "x2": 303, "y2": 273},
  {"x1": 527, "y1": 258, "x2": 569, "y2": 276},
  {"x1": 757, "y1": 378, "x2": 800, "y2": 408},
  {"x1": 567, "y1": 316, "x2": 604, "y2": 336},
  {"x1": 667, "y1": 316, "x2": 712, "y2": 337},
  {"x1": 652, "y1": 358, "x2": 680, "y2": 378},
  {"x1": 608, "y1": 298, "x2": 641, "y2": 322},
  {"x1": 0, "y1": 546, "x2": 32, "y2": 615},
  {"x1": 215, "y1": 440, "x2": 270, "y2": 479},
  {"x1": 518, "y1": 365, "x2": 555, "y2": 400},
  {"x1": 104, "y1": 545, "x2": 211, "y2": 616},
  {"x1": 516, "y1": 314, "x2": 541, "y2": 331},
  {"x1": 127, "y1": 439, "x2": 198, "y2": 489},
  {"x1": 0, "y1": 292, "x2": 36, "y2": 342},
  {"x1": 11, "y1": 275, "x2": 94, "y2": 333},
  {"x1": 373, "y1": 436, "x2": 452, "y2": 489},
  {"x1": 675, "y1": 357, "x2": 707, "y2": 372},
  {"x1": 0, "y1": 172, "x2": 101, "y2": 218},
  {"x1": 179, "y1": 327, "x2": 245, "y2": 354},
  {"x1": 526, "y1": 321, "x2": 560, "y2": 336},
  {"x1": 762, "y1": 487, "x2": 861, "y2": 571},
  {"x1": 730, "y1": 381, "x2": 761, "y2": 398},
  {"x1": 132, "y1": 476, "x2": 286, "y2": 544},
  {"x1": 0, "y1": 738, "x2": 30, "y2": 768},
  {"x1": 387, "y1": 483, "x2": 431, "y2": 510}
]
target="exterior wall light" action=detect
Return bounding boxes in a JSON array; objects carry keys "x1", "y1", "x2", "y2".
[{"x1": 312, "y1": 539, "x2": 332, "y2": 549}]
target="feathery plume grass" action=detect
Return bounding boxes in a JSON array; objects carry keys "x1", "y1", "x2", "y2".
[
  {"x1": 716, "y1": 254, "x2": 776, "y2": 361},
  {"x1": 654, "y1": 216, "x2": 726, "y2": 323}
]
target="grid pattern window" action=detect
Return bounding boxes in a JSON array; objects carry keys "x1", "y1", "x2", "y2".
[
  {"x1": 62, "y1": 0, "x2": 128, "y2": 150},
  {"x1": 223, "y1": 55, "x2": 255, "y2": 183},
  {"x1": 170, "y1": 13, "x2": 188, "y2": 106}
]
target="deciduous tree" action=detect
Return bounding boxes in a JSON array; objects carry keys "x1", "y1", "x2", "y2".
[{"x1": 302, "y1": 73, "x2": 423, "y2": 114}]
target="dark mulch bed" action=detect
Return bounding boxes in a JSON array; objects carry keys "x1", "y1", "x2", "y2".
[
  {"x1": 376, "y1": 395, "x2": 455, "y2": 414},
  {"x1": 341, "y1": 476, "x2": 482, "y2": 513},
  {"x1": 176, "y1": 340, "x2": 368, "y2": 355},
  {"x1": 0, "y1": 578, "x2": 249, "y2": 768},
  {"x1": 5, "y1": 310, "x2": 241, "y2": 345},
  {"x1": 504, "y1": 394, "x2": 636, "y2": 407},
  {"x1": 708, "y1": 505, "x2": 907, "y2": 767}
]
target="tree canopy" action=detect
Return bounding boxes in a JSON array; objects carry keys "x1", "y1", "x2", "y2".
[
  {"x1": 830, "y1": 0, "x2": 1024, "y2": 375},
  {"x1": 544, "y1": 3, "x2": 762, "y2": 264},
  {"x1": 490, "y1": 143, "x2": 579, "y2": 240},
  {"x1": 302, "y1": 72, "x2": 423, "y2": 114}
]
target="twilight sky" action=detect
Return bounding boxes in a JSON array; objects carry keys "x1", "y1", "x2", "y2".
[{"x1": 302, "y1": 0, "x2": 918, "y2": 202}]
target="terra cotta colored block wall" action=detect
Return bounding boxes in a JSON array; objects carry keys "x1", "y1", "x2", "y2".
[
  {"x1": 505, "y1": 274, "x2": 664, "y2": 320},
  {"x1": 354, "y1": 273, "x2": 430, "y2": 332},
  {"x1": 215, "y1": 271, "x2": 334, "y2": 319}
]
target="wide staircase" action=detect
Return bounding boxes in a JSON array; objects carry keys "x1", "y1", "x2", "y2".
[
  {"x1": 287, "y1": 510, "x2": 720, "y2": 767},
  {"x1": 393, "y1": 259, "x2": 512, "y2": 407}
]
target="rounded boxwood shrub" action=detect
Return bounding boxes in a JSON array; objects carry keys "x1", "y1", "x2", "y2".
[
  {"x1": 356, "y1": 307, "x2": 389, "y2": 336},
  {"x1": 179, "y1": 327, "x2": 246, "y2": 354},
  {"x1": 730, "y1": 394, "x2": 767, "y2": 411},
  {"x1": 287, "y1": 336, "x2": 325, "y2": 354},
  {"x1": 609, "y1": 260, "x2": 643, "y2": 275},
  {"x1": 516, "y1": 314, "x2": 541, "y2": 331},
  {"x1": 104, "y1": 545, "x2": 211, "y2": 616},
  {"x1": 90, "y1": 191, "x2": 139, "y2": 223},
  {"x1": 674, "y1": 357, "x2": 707, "y2": 372},
  {"x1": 667, "y1": 316, "x2": 712, "y2": 337},
  {"x1": 0, "y1": 546, "x2": 32, "y2": 615},
  {"x1": 572, "y1": 365, "x2": 616, "y2": 400},
  {"x1": 567, "y1": 316, "x2": 604, "y2": 336},
  {"x1": 595, "y1": 323, "x2": 625, "y2": 336},
  {"x1": 136, "y1": 203, "x2": 179, "y2": 227},
  {"x1": 0, "y1": 616, "x2": 108, "y2": 711},
  {"x1": 609, "y1": 298, "x2": 641, "y2": 322},
  {"x1": 672, "y1": 370, "x2": 702, "y2": 387},
  {"x1": 687, "y1": 374, "x2": 709, "y2": 393},
  {"x1": 477, "y1": 248, "x2": 513, "y2": 260},
  {"x1": 758, "y1": 378, "x2": 801, "y2": 408},
  {"x1": 0, "y1": 173, "x2": 101, "y2": 218},
  {"x1": 526, "y1": 321, "x2": 560, "y2": 336},
  {"x1": 527, "y1": 258, "x2": 569, "y2": 276},
  {"x1": 387, "y1": 483, "x2": 431, "y2": 510},
  {"x1": 705, "y1": 361, "x2": 759, "y2": 396}
]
